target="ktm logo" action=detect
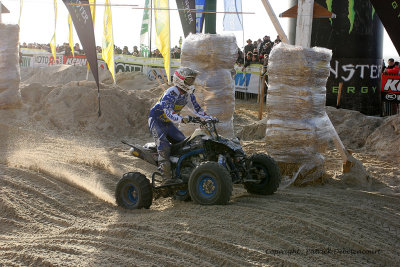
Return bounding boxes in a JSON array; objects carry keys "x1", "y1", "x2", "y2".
[
  {"x1": 385, "y1": 94, "x2": 397, "y2": 101},
  {"x1": 383, "y1": 79, "x2": 400, "y2": 92}
]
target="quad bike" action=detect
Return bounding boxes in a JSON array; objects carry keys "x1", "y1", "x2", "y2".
[{"x1": 116, "y1": 118, "x2": 281, "y2": 209}]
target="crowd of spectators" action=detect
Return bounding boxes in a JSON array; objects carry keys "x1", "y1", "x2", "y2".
[
  {"x1": 20, "y1": 42, "x2": 182, "y2": 59},
  {"x1": 236, "y1": 35, "x2": 282, "y2": 71}
]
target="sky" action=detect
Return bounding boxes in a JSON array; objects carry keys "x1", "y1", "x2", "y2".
[{"x1": 1, "y1": 0, "x2": 399, "y2": 60}]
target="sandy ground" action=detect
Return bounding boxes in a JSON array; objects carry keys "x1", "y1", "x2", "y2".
[{"x1": 1, "y1": 66, "x2": 399, "y2": 266}]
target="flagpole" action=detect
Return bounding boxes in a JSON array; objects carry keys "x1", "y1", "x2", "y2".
[
  {"x1": 110, "y1": 1, "x2": 116, "y2": 85},
  {"x1": 149, "y1": 0, "x2": 153, "y2": 57},
  {"x1": 167, "y1": 0, "x2": 171, "y2": 84}
]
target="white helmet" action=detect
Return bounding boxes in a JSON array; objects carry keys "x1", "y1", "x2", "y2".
[{"x1": 173, "y1": 67, "x2": 199, "y2": 93}]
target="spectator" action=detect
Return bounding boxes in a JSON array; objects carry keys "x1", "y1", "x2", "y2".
[
  {"x1": 260, "y1": 35, "x2": 271, "y2": 49},
  {"x1": 253, "y1": 40, "x2": 258, "y2": 51},
  {"x1": 153, "y1": 49, "x2": 162, "y2": 58},
  {"x1": 242, "y1": 52, "x2": 254, "y2": 71},
  {"x1": 64, "y1": 44, "x2": 73, "y2": 57},
  {"x1": 261, "y1": 39, "x2": 273, "y2": 56},
  {"x1": 274, "y1": 35, "x2": 282, "y2": 44},
  {"x1": 252, "y1": 47, "x2": 258, "y2": 55},
  {"x1": 73, "y1": 43, "x2": 81, "y2": 54},
  {"x1": 251, "y1": 53, "x2": 260, "y2": 64},
  {"x1": 244, "y1": 39, "x2": 254, "y2": 55},
  {"x1": 236, "y1": 48, "x2": 244, "y2": 66},
  {"x1": 132, "y1": 46, "x2": 140, "y2": 56},
  {"x1": 257, "y1": 38, "x2": 263, "y2": 52},
  {"x1": 262, "y1": 54, "x2": 269, "y2": 73},
  {"x1": 122, "y1": 46, "x2": 131, "y2": 55},
  {"x1": 173, "y1": 47, "x2": 181, "y2": 59},
  {"x1": 384, "y1": 58, "x2": 399, "y2": 75},
  {"x1": 114, "y1": 45, "x2": 122, "y2": 54}
]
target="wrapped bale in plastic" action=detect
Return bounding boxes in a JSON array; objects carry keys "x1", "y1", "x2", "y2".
[
  {"x1": 265, "y1": 43, "x2": 333, "y2": 184},
  {"x1": 180, "y1": 34, "x2": 237, "y2": 138},
  {"x1": 0, "y1": 24, "x2": 21, "y2": 109}
]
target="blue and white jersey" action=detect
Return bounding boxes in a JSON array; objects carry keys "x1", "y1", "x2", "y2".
[{"x1": 149, "y1": 86, "x2": 207, "y2": 123}]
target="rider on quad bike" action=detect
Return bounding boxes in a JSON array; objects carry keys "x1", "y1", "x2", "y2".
[{"x1": 148, "y1": 67, "x2": 216, "y2": 185}]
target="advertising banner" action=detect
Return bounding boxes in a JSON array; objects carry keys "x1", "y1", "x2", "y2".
[
  {"x1": 308, "y1": 0, "x2": 383, "y2": 115},
  {"x1": 195, "y1": 0, "x2": 205, "y2": 33},
  {"x1": 326, "y1": 58, "x2": 382, "y2": 115},
  {"x1": 381, "y1": 74, "x2": 400, "y2": 103},
  {"x1": 223, "y1": 0, "x2": 243, "y2": 31},
  {"x1": 176, "y1": 0, "x2": 196, "y2": 37},
  {"x1": 33, "y1": 54, "x2": 88, "y2": 66},
  {"x1": 34, "y1": 54, "x2": 64, "y2": 66},
  {"x1": 62, "y1": 0, "x2": 99, "y2": 89},
  {"x1": 370, "y1": 0, "x2": 400, "y2": 55}
]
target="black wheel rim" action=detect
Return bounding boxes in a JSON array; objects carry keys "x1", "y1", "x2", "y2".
[{"x1": 250, "y1": 163, "x2": 270, "y2": 185}]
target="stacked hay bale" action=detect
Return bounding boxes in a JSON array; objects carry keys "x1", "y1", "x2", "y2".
[
  {"x1": 180, "y1": 34, "x2": 237, "y2": 138},
  {"x1": 0, "y1": 24, "x2": 21, "y2": 109},
  {"x1": 266, "y1": 43, "x2": 333, "y2": 184}
]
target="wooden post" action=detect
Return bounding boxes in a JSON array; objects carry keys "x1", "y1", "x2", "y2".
[
  {"x1": 260, "y1": 0, "x2": 289, "y2": 44},
  {"x1": 295, "y1": 0, "x2": 314, "y2": 48},
  {"x1": 0, "y1": 1, "x2": 2, "y2": 24},
  {"x1": 258, "y1": 74, "x2": 267, "y2": 120},
  {"x1": 336, "y1": 82, "x2": 343, "y2": 108},
  {"x1": 152, "y1": 69, "x2": 167, "y2": 90},
  {"x1": 159, "y1": 69, "x2": 169, "y2": 86},
  {"x1": 257, "y1": 67, "x2": 262, "y2": 104}
]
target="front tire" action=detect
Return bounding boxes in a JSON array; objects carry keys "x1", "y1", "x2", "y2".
[
  {"x1": 188, "y1": 162, "x2": 232, "y2": 205},
  {"x1": 244, "y1": 154, "x2": 281, "y2": 195},
  {"x1": 115, "y1": 172, "x2": 153, "y2": 209}
]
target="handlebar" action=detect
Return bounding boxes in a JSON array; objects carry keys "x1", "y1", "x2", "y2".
[
  {"x1": 191, "y1": 117, "x2": 220, "y2": 140},
  {"x1": 191, "y1": 117, "x2": 219, "y2": 124}
]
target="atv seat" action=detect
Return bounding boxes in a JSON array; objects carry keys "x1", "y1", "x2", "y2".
[
  {"x1": 145, "y1": 136, "x2": 190, "y2": 155},
  {"x1": 170, "y1": 136, "x2": 190, "y2": 154}
]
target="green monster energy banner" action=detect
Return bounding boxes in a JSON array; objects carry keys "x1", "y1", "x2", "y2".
[
  {"x1": 370, "y1": 0, "x2": 400, "y2": 55},
  {"x1": 175, "y1": 0, "x2": 196, "y2": 37},
  {"x1": 140, "y1": 0, "x2": 151, "y2": 57},
  {"x1": 290, "y1": 0, "x2": 384, "y2": 115}
]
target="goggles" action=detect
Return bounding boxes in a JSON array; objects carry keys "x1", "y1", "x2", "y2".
[{"x1": 184, "y1": 76, "x2": 195, "y2": 86}]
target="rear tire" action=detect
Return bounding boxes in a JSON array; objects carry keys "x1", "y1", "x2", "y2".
[
  {"x1": 115, "y1": 172, "x2": 153, "y2": 209},
  {"x1": 244, "y1": 154, "x2": 281, "y2": 195},
  {"x1": 188, "y1": 162, "x2": 232, "y2": 205}
]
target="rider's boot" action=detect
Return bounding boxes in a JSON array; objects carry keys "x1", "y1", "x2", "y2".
[{"x1": 159, "y1": 160, "x2": 182, "y2": 185}]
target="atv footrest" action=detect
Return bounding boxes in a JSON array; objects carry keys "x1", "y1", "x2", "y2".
[
  {"x1": 153, "y1": 183, "x2": 185, "y2": 190},
  {"x1": 151, "y1": 172, "x2": 185, "y2": 189}
]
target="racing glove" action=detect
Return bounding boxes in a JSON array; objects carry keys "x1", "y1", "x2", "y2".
[
  {"x1": 181, "y1": 115, "x2": 193, "y2": 124},
  {"x1": 204, "y1": 115, "x2": 219, "y2": 122}
]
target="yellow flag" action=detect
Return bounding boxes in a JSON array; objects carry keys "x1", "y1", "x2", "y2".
[
  {"x1": 89, "y1": 0, "x2": 96, "y2": 25},
  {"x1": 87, "y1": 0, "x2": 95, "y2": 71},
  {"x1": 102, "y1": 0, "x2": 115, "y2": 82},
  {"x1": 50, "y1": 0, "x2": 57, "y2": 61},
  {"x1": 154, "y1": 0, "x2": 171, "y2": 83},
  {"x1": 68, "y1": 14, "x2": 74, "y2": 57}
]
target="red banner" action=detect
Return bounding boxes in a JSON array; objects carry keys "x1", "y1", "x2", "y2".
[{"x1": 381, "y1": 74, "x2": 400, "y2": 103}]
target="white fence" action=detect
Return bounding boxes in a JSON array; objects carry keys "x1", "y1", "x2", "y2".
[{"x1": 20, "y1": 49, "x2": 263, "y2": 95}]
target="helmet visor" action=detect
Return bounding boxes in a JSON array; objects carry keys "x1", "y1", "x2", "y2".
[{"x1": 184, "y1": 76, "x2": 195, "y2": 86}]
